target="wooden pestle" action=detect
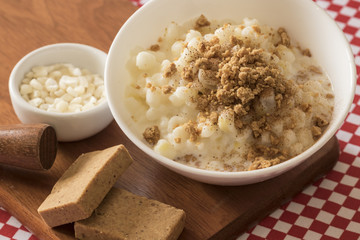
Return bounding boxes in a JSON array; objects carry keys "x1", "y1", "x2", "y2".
[{"x1": 0, "y1": 124, "x2": 57, "y2": 170}]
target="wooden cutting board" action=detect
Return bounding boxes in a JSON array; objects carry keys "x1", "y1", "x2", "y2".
[
  {"x1": 0, "y1": 1, "x2": 340, "y2": 239},
  {"x1": 0, "y1": 125, "x2": 339, "y2": 240}
]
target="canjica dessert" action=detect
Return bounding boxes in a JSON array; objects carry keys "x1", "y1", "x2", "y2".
[{"x1": 125, "y1": 15, "x2": 334, "y2": 171}]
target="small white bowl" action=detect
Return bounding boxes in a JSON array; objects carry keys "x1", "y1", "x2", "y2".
[
  {"x1": 105, "y1": 0, "x2": 356, "y2": 185},
  {"x1": 9, "y1": 43, "x2": 113, "y2": 142}
]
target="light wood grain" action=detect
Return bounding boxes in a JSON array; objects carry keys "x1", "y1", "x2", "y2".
[{"x1": 0, "y1": 1, "x2": 340, "y2": 240}]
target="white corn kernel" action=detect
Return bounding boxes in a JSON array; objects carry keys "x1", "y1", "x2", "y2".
[
  {"x1": 71, "y1": 97, "x2": 82, "y2": 104},
  {"x1": 32, "y1": 66, "x2": 47, "y2": 77},
  {"x1": 45, "y1": 78, "x2": 58, "y2": 92},
  {"x1": 22, "y1": 78, "x2": 30, "y2": 84},
  {"x1": 82, "y1": 102, "x2": 95, "y2": 111},
  {"x1": 39, "y1": 103, "x2": 49, "y2": 111},
  {"x1": 45, "y1": 97, "x2": 55, "y2": 104},
  {"x1": 218, "y1": 110, "x2": 236, "y2": 133},
  {"x1": 74, "y1": 85, "x2": 85, "y2": 96},
  {"x1": 61, "y1": 93, "x2": 74, "y2": 102},
  {"x1": 87, "y1": 84, "x2": 95, "y2": 95},
  {"x1": 49, "y1": 70, "x2": 62, "y2": 80},
  {"x1": 47, "y1": 106, "x2": 58, "y2": 113},
  {"x1": 20, "y1": 84, "x2": 33, "y2": 95},
  {"x1": 72, "y1": 68, "x2": 82, "y2": 76},
  {"x1": 94, "y1": 86, "x2": 104, "y2": 99},
  {"x1": 69, "y1": 103, "x2": 82, "y2": 112},
  {"x1": 21, "y1": 94, "x2": 29, "y2": 101},
  {"x1": 40, "y1": 90, "x2": 48, "y2": 98},
  {"x1": 29, "y1": 98, "x2": 43, "y2": 107},
  {"x1": 56, "y1": 100, "x2": 68, "y2": 112},
  {"x1": 30, "y1": 79, "x2": 43, "y2": 90},
  {"x1": 154, "y1": 139, "x2": 176, "y2": 159},
  {"x1": 25, "y1": 72, "x2": 34, "y2": 78},
  {"x1": 93, "y1": 76, "x2": 104, "y2": 86},
  {"x1": 20, "y1": 63, "x2": 105, "y2": 113},
  {"x1": 54, "y1": 89, "x2": 65, "y2": 97},
  {"x1": 82, "y1": 92, "x2": 92, "y2": 100},
  {"x1": 66, "y1": 86, "x2": 77, "y2": 97},
  {"x1": 32, "y1": 90, "x2": 41, "y2": 98},
  {"x1": 59, "y1": 75, "x2": 78, "y2": 89},
  {"x1": 88, "y1": 96, "x2": 97, "y2": 104},
  {"x1": 79, "y1": 76, "x2": 89, "y2": 88},
  {"x1": 136, "y1": 51, "x2": 157, "y2": 70},
  {"x1": 37, "y1": 77, "x2": 47, "y2": 84}
]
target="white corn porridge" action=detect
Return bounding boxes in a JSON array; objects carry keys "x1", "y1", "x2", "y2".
[{"x1": 125, "y1": 16, "x2": 334, "y2": 172}]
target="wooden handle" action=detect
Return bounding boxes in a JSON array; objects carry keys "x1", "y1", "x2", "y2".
[{"x1": 0, "y1": 124, "x2": 57, "y2": 170}]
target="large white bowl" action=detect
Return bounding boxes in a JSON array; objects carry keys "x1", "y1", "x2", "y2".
[
  {"x1": 105, "y1": 0, "x2": 356, "y2": 185},
  {"x1": 9, "y1": 43, "x2": 113, "y2": 142}
]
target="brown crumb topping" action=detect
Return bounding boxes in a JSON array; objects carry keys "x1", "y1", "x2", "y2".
[
  {"x1": 326, "y1": 93, "x2": 334, "y2": 99},
  {"x1": 143, "y1": 126, "x2": 160, "y2": 145},
  {"x1": 248, "y1": 157, "x2": 282, "y2": 170},
  {"x1": 247, "y1": 143, "x2": 287, "y2": 171},
  {"x1": 302, "y1": 48, "x2": 312, "y2": 57},
  {"x1": 163, "y1": 63, "x2": 177, "y2": 78},
  {"x1": 167, "y1": 20, "x2": 323, "y2": 170},
  {"x1": 252, "y1": 25, "x2": 261, "y2": 34},
  {"x1": 315, "y1": 115, "x2": 329, "y2": 127},
  {"x1": 179, "y1": 29, "x2": 294, "y2": 142},
  {"x1": 312, "y1": 126, "x2": 322, "y2": 137},
  {"x1": 209, "y1": 111, "x2": 218, "y2": 124},
  {"x1": 195, "y1": 14, "x2": 210, "y2": 29},
  {"x1": 309, "y1": 65, "x2": 322, "y2": 74},
  {"x1": 278, "y1": 27, "x2": 290, "y2": 47},
  {"x1": 162, "y1": 85, "x2": 173, "y2": 94},
  {"x1": 140, "y1": 16, "x2": 332, "y2": 172},
  {"x1": 300, "y1": 103, "x2": 312, "y2": 112},
  {"x1": 185, "y1": 121, "x2": 200, "y2": 142},
  {"x1": 181, "y1": 66, "x2": 194, "y2": 82},
  {"x1": 149, "y1": 44, "x2": 160, "y2": 52},
  {"x1": 310, "y1": 115, "x2": 329, "y2": 138},
  {"x1": 184, "y1": 154, "x2": 197, "y2": 162}
]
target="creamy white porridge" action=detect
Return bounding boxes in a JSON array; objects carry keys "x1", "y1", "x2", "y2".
[{"x1": 125, "y1": 16, "x2": 334, "y2": 172}]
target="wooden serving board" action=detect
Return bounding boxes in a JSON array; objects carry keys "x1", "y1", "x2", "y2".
[
  {"x1": 0, "y1": 1, "x2": 340, "y2": 240},
  {"x1": 0, "y1": 123, "x2": 339, "y2": 240},
  {"x1": 0, "y1": 122, "x2": 339, "y2": 240}
]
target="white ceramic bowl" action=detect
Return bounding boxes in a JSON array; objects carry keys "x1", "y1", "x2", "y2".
[
  {"x1": 105, "y1": 0, "x2": 356, "y2": 185},
  {"x1": 9, "y1": 43, "x2": 113, "y2": 142}
]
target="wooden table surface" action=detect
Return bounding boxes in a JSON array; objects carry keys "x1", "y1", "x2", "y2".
[
  {"x1": 0, "y1": 1, "x2": 341, "y2": 240},
  {"x1": 0, "y1": 0, "x2": 136, "y2": 119}
]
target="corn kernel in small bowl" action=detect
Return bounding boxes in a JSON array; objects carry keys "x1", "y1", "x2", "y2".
[{"x1": 9, "y1": 43, "x2": 113, "y2": 142}]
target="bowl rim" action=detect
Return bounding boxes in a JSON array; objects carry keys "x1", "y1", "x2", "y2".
[
  {"x1": 9, "y1": 42, "x2": 109, "y2": 118},
  {"x1": 105, "y1": 0, "x2": 357, "y2": 181}
]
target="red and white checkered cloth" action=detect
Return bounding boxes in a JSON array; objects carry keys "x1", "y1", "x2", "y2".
[
  {"x1": 1, "y1": 0, "x2": 359, "y2": 239},
  {"x1": 0, "y1": 208, "x2": 37, "y2": 240}
]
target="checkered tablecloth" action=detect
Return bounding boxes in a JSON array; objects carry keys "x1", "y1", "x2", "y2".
[{"x1": 1, "y1": 0, "x2": 359, "y2": 239}]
